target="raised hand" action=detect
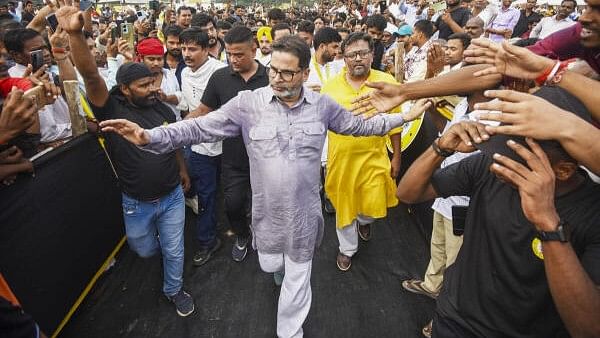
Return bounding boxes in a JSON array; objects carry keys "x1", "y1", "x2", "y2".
[
  {"x1": 55, "y1": 0, "x2": 84, "y2": 34},
  {"x1": 489, "y1": 138, "x2": 560, "y2": 231},
  {"x1": 0, "y1": 88, "x2": 37, "y2": 143},
  {"x1": 117, "y1": 38, "x2": 134, "y2": 61},
  {"x1": 473, "y1": 90, "x2": 572, "y2": 140},
  {"x1": 437, "y1": 120, "x2": 490, "y2": 153},
  {"x1": 427, "y1": 43, "x2": 445, "y2": 77},
  {"x1": 48, "y1": 25, "x2": 70, "y2": 49},
  {"x1": 351, "y1": 81, "x2": 406, "y2": 116},
  {"x1": 463, "y1": 39, "x2": 555, "y2": 79},
  {"x1": 99, "y1": 119, "x2": 151, "y2": 146}
]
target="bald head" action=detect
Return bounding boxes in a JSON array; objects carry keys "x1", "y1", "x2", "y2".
[{"x1": 464, "y1": 17, "x2": 484, "y2": 39}]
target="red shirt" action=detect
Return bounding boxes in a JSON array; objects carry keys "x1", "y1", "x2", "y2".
[
  {"x1": 0, "y1": 77, "x2": 33, "y2": 98},
  {"x1": 528, "y1": 23, "x2": 600, "y2": 75}
]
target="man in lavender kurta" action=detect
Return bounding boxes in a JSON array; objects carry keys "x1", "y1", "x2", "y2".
[{"x1": 100, "y1": 36, "x2": 416, "y2": 338}]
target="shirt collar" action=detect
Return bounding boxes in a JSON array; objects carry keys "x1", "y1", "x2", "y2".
[
  {"x1": 267, "y1": 86, "x2": 317, "y2": 107},
  {"x1": 228, "y1": 60, "x2": 268, "y2": 79}
]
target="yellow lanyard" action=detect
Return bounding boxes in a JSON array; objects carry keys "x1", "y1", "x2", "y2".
[{"x1": 312, "y1": 57, "x2": 330, "y2": 83}]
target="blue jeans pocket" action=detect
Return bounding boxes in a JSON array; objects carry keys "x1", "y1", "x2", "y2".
[{"x1": 122, "y1": 196, "x2": 139, "y2": 216}]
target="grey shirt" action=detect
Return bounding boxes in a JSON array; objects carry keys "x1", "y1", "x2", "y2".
[{"x1": 142, "y1": 86, "x2": 405, "y2": 262}]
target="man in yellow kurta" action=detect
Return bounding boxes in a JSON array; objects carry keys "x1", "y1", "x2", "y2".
[{"x1": 321, "y1": 32, "x2": 403, "y2": 272}]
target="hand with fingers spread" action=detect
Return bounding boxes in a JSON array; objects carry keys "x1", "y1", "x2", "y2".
[
  {"x1": 49, "y1": 26, "x2": 70, "y2": 50},
  {"x1": 463, "y1": 39, "x2": 555, "y2": 79},
  {"x1": 489, "y1": 138, "x2": 559, "y2": 231},
  {"x1": 0, "y1": 87, "x2": 38, "y2": 143},
  {"x1": 55, "y1": 0, "x2": 85, "y2": 34},
  {"x1": 474, "y1": 89, "x2": 572, "y2": 140},
  {"x1": 99, "y1": 119, "x2": 151, "y2": 146},
  {"x1": 426, "y1": 43, "x2": 445, "y2": 78},
  {"x1": 404, "y1": 98, "x2": 432, "y2": 122},
  {"x1": 437, "y1": 120, "x2": 490, "y2": 153},
  {"x1": 350, "y1": 81, "x2": 406, "y2": 117}
]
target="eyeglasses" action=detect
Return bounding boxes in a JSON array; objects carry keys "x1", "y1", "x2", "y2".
[
  {"x1": 268, "y1": 66, "x2": 302, "y2": 81},
  {"x1": 344, "y1": 49, "x2": 372, "y2": 60}
]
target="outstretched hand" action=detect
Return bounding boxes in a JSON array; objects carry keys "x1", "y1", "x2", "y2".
[
  {"x1": 99, "y1": 119, "x2": 151, "y2": 146},
  {"x1": 403, "y1": 98, "x2": 432, "y2": 122},
  {"x1": 351, "y1": 81, "x2": 406, "y2": 117},
  {"x1": 474, "y1": 90, "x2": 571, "y2": 140},
  {"x1": 463, "y1": 39, "x2": 555, "y2": 79},
  {"x1": 55, "y1": 0, "x2": 85, "y2": 34}
]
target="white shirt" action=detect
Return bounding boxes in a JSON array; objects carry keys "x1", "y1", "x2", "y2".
[
  {"x1": 9, "y1": 64, "x2": 72, "y2": 142},
  {"x1": 255, "y1": 50, "x2": 271, "y2": 67},
  {"x1": 180, "y1": 57, "x2": 227, "y2": 157},
  {"x1": 159, "y1": 68, "x2": 184, "y2": 121},
  {"x1": 306, "y1": 56, "x2": 344, "y2": 88},
  {"x1": 477, "y1": 3, "x2": 499, "y2": 28},
  {"x1": 430, "y1": 98, "x2": 472, "y2": 220},
  {"x1": 530, "y1": 15, "x2": 576, "y2": 39}
]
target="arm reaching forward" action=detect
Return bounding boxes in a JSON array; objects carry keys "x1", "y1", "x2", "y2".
[
  {"x1": 100, "y1": 96, "x2": 243, "y2": 154},
  {"x1": 328, "y1": 96, "x2": 432, "y2": 136}
]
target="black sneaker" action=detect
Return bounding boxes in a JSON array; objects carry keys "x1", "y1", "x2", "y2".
[
  {"x1": 167, "y1": 289, "x2": 195, "y2": 317},
  {"x1": 193, "y1": 238, "x2": 222, "y2": 266},
  {"x1": 232, "y1": 235, "x2": 249, "y2": 262}
]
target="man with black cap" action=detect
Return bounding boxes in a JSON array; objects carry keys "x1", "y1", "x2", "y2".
[
  {"x1": 395, "y1": 85, "x2": 600, "y2": 337},
  {"x1": 55, "y1": 2, "x2": 194, "y2": 317}
]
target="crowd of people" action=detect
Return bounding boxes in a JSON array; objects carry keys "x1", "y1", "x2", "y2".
[{"x1": 0, "y1": 0, "x2": 599, "y2": 337}]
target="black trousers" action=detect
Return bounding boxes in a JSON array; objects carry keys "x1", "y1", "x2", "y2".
[
  {"x1": 432, "y1": 311, "x2": 478, "y2": 338},
  {"x1": 222, "y1": 163, "x2": 251, "y2": 238}
]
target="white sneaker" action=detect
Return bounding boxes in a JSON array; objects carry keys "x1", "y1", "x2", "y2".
[{"x1": 185, "y1": 196, "x2": 199, "y2": 214}]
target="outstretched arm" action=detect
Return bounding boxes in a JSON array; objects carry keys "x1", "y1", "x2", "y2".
[
  {"x1": 100, "y1": 96, "x2": 243, "y2": 154},
  {"x1": 328, "y1": 97, "x2": 432, "y2": 136}
]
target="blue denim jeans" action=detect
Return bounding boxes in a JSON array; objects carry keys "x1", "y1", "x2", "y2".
[
  {"x1": 186, "y1": 150, "x2": 220, "y2": 250},
  {"x1": 122, "y1": 185, "x2": 185, "y2": 297}
]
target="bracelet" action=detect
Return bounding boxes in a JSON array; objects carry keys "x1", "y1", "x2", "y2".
[
  {"x1": 546, "y1": 59, "x2": 575, "y2": 85},
  {"x1": 431, "y1": 138, "x2": 455, "y2": 158},
  {"x1": 534, "y1": 61, "x2": 559, "y2": 86},
  {"x1": 52, "y1": 47, "x2": 67, "y2": 54}
]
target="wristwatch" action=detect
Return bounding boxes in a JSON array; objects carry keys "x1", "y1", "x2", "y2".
[
  {"x1": 431, "y1": 138, "x2": 455, "y2": 158},
  {"x1": 538, "y1": 220, "x2": 569, "y2": 242}
]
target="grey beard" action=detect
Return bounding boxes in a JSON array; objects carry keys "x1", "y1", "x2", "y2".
[{"x1": 274, "y1": 86, "x2": 302, "y2": 101}]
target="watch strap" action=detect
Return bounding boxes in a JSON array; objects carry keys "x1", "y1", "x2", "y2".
[{"x1": 538, "y1": 221, "x2": 569, "y2": 242}]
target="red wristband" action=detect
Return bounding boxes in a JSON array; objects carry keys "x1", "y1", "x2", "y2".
[
  {"x1": 534, "y1": 62, "x2": 557, "y2": 86},
  {"x1": 51, "y1": 47, "x2": 66, "y2": 54}
]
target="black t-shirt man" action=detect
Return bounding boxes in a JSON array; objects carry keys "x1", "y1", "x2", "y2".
[
  {"x1": 431, "y1": 153, "x2": 600, "y2": 337},
  {"x1": 200, "y1": 61, "x2": 269, "y2": 168},
  {"x1": 512, "y1": 10, "x2": 543, "y2": 38},
  {"x1": 435, "y1": 7, "x2": 471, "y2": 40},
  {"x1": 91, "y1": 87, "x2": 180, "y2": 200}
]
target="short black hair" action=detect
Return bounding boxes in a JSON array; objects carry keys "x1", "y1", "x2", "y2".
[
  {"x1": 191, "y1": 13, "x2": 215, "y2": 28},
  {"x1": 176, "y1": 6, "x2": 193, "y2": 15},
  {"x1": 163, "y1": 24, "x2": 183, "y2": 38},
  {"x1": 333, "y1": 17, "x2": 344, "y2": 25},
  {"x1": 4, "y1": 28, "x2": 40, "y2": 53},
  {"x1": 414, "y1": 19, "x2": 434, "y2": 39},
  {"x1": 272, "y1": 35, "x2": 310, "y2": 69},
  {"x1": 179, "y1": 27, "x2": 209, "y2": 48},
  {"x1": 447, "y1": 32, "x2": 471, "y2": 49},
  {"x1": 366, "y1": 14, "x2": 386, "y2": 31},
  {"x1": 561, "y1": 0, "x2": 577, "y2": 7},
  {"x1": 224, "y1": 25, "x2": 253, "y2": 45},
  {"x1": 297, "y1": 20, "x2": 315, "y2": 35},
  {"x1": 313, "y1": 27, "x2": 341, "y2": 50},
  {"x1": 271, "y1": 22, "x2": 292, "y2": 41},
  {"x1": 217, "y1": 20, "x2": 232, "y2": 30},
  {"x1": 341, "y1": 32, "x2": 373, "y2": 54},
  {"x1": 267, "y1": 8, "x2": 286, "y2": 22},
  {"x1": 256, "y1": 18, "x2": 266, "y2": 26}
]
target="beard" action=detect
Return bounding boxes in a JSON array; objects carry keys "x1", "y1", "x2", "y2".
[
  {"x1": 348, "y1": 64, "x2": 369, "y2": 78},
  {"x1": 271, "y1": 84, "x2": 302, "y2": 101},
  {"x1": 131, "y1": 93, "x2": 157, "y2": 107},
  {"x1": 322, "y1": 50, "x2": 334, "y2": 63},
  {"x1": 168, "y1": 48, "x2": 181, "y2": 56},
  {"x1": 208, "y1": 37, "x2": 217, "y2": 47}
]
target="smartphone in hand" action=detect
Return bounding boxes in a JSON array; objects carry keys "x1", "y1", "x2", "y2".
[
  {"x1": 46, "y1": 13, "x2": 59, "y2": 33},
  {"x1": 29, "y1": 50, "x2": 45, "y2": 73}
]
